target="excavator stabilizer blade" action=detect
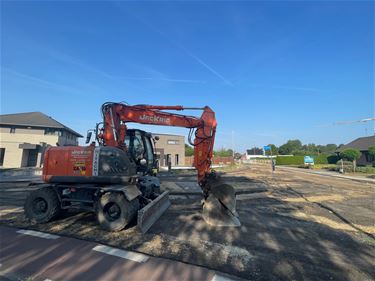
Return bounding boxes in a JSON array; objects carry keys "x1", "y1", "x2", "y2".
[
  {"x1": 202, "y1": 182, "x2": 241, "y2": 227},
  {"x1": 137, "y1": 191, "x2": 171, "y2": 234}
]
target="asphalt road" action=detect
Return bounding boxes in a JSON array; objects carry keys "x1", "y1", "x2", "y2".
[{"x1": 0, "y1": 225, "x2": 239, "y2": 281}]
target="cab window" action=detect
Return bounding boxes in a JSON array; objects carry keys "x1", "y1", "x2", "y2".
[
  {"x1": 143, "y1": 137, "x2": 154, "y2": 165},
  {"x1": 126, "y1": 132, "x2": 144, "y2": 161}
]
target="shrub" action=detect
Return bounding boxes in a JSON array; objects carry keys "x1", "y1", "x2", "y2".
[
  {"x1": 336, "y1": 160, "x2": 354, "y2": 173},
  {"x1": 314, "y1": 155, "x2": 328, "y2": 164},
  {"x1": 355, "y1": 166, "x2": 375, "y2": 174},
  {"x1": 276, "y1": 156, "x2": 304, "y2": 165},
  {"x1": 313, "y1": 164, "x2": 336, "y2": 170},
  {"x1": 327, "y1": 154, "x2": 339, "y2": 164},
  {"x1": 340, "y1": 149, "x2": 361, "y2": 162},
  {"x1": 276, "y1": 154, "x2": 339, "y2": 166},
  {"x1": 368, "y1": 146, "x2": 375, "y2": 164}
]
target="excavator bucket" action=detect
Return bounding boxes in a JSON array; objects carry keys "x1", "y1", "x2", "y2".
[
  {"x1": 202, "y1": 178, "x2": 241, "y2": 227},
  {"x1": 137, "y1": 191, "x2": 171, "y2": 233}
]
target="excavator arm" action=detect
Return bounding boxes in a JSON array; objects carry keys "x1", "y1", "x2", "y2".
[
  {"x1": 98, "y1": 102, "x2": 240, "y2": 226},
  {"x1": 99, "y1": 103, "x2": 216, "y2": 184}
]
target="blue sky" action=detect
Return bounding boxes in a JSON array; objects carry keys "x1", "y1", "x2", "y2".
[{"x1": 1, "y1": 1, "x2": 374, "y2": 151}]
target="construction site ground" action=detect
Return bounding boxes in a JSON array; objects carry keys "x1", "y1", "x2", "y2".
[{"x1": 0, "y1": 164, "x2": 374, "y2": 281}]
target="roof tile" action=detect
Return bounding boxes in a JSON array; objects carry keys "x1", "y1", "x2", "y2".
[
  {"x1": 0, "y1": 112, "x2": 82, "y2": 137},
  {"x1": 338, "y1": 136, "x2": 375, "y2": 151}
]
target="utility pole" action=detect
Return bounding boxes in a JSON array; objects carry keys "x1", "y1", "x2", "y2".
[{"x1": 231, "y1": 130, "x2": 234, "y2": 158}]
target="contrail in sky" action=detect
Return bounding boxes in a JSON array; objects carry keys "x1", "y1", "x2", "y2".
[
  {"x1": 334, "y1": 118, "x2": 375, "y2": 125},
  {"x1": 45, "y1": 46, "x2": 206, "y2": 85},
  {"x1": 3, "y1": 68, "x2": 83, "y2": 94},
  {"x1": 123, "y1": 8, "x2": 232, "y2": 85},
  {"x1": 315, "y1": 117, "x2": 375, "y2": 128},
  {"x1": 113, "y1": 76, "x2": 207, "y2": 84},
  {"x1": 180, "y1": 49, "x2": 232, "y2": 85}
]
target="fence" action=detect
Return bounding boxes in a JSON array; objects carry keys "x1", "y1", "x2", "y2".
[
  {"x1": 185, "y1": 156, "x2": 234, "y2": 166},
  {"x1": 242, "y1": 158, "x2": 272, "y2": 164}
]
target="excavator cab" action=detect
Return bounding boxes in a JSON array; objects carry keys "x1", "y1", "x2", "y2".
[
  {"x1": 125, "y1": 129, "x2": 159, "y2": 176},
  {"x1": 86, "y1": 126, "x2": 159, "y2": 176}
]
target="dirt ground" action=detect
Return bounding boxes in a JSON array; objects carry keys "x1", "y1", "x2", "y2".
[{"x1": 0, "y1": 164, "x2": 374, "y2": 281}]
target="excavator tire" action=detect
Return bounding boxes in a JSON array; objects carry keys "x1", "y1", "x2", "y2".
[
  {"x1": 24, "y1": 187, "x2": 61, "y2": 223},
  {"x1": 97, "y1": 192, "x2": 140, "y2": 231}
]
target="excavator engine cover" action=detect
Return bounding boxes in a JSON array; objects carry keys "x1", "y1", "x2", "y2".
[
  {"x1": 202, "y1": 175, "x2": 241, "y2": 227},
  {"x1": 42, "y1": 146, "x2": 137, "y2": 184}
]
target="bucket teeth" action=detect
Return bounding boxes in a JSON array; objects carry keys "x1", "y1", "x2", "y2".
[
  {"x1": 210, "y1": 183, "x2": 237, "y2": 214},
  {"x1": 203, "y1": 193, "x2": 241, "y2": 227},
  {"x1": 202, "y1": 178, "x2": 241, "y2": 227}
]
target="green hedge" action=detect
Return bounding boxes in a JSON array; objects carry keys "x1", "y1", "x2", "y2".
[
  {"x1": 356, "y1": 166, "x2": 375, "y2": 174},
  {"x1": 276, "y1": 154, "x2": 339, "y2": 165},
  {"x1": 276, "y1": 156, "x2": 304, "y2": 165},
  {"x1": 315, "y1": 154, "x2": 339, "y2": 164}
]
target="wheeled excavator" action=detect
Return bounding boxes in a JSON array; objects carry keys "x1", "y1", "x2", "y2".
[{"x1": 24, "y1": 102, "x2": 240, "y2": 232}]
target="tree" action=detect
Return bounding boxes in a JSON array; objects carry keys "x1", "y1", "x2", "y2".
[
  {"x1": 288, "y1": 139, "x2": 302, "y2": 151},
  {"x1": 278, "y1": 144, "x2": 289, "y2": 155},
  {"x1": 368, "y1": 145, "x2": 375, "y2": 163},
  {"x1": 185, "y1": 144, "x2": 194, "y2": 156},
  {"x1": 265, "y1": 144, "x2": 278, "y2": 156},
  {"x1": 246, "y1": 147, "x2": 263, "y2": 155},
  {"x1": 340, "y1": 149, "x2": 361, "y2": 161},
  {"x1": 278, "y1": 139, "x2": 302, "y2": 155},
  {"x1": 340, "y1": 149, "x2": 361, "y2": 172},
  {"x1": 215, "y1": 148, "x2": 233, "y2": 157},
  {"x1": 324, "y1": 144, "x2": 338, "y2": 154}
]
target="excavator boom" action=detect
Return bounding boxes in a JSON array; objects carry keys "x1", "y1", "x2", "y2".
[{"x1": 99, "y1": 102, "x2": 240, "y2": 226}]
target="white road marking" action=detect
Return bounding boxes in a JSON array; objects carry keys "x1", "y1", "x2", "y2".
[
  {"x1": 43, "y1": 279, "x2": 53, "y2": 281},
  {"x1": 92, "y1": 245, "x2": 149, "y2": 263},
  {"x1": 17, "y1": 230, "x2": 60, "y2": 240},
  {"x1": 211, "y1": 274, "x2": 235, "y2": 281}
]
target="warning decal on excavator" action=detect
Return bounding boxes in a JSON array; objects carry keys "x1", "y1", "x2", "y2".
[
  {"x1": 73, "y1": 161, "x2": 87, "y2": 175},
  {"x1": 92, "y1": 147, "x2": 100, "y2": 176}
]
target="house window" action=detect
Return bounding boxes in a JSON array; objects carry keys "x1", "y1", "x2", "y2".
[
  {"x1": 45, "y1": 129, "x2": 53, "y2": 135},
  {"x1": 165, "y1": 154, "x2": 171, "y2": 165},
  {"x1": 167, "y1": 140, "x2": 179, "y2": 145},
  {"x1": 0, "y1": 148, "x2": 5, "y2": 166},
  {"x1": 10, "y1": 128, "x2": 15, "y2": 134},
  {"x1": 45, "y1": 129, "x2": 62, "y2": 136},
  {"x1": 175, "y1": 154, "x2": 179, "y2": 165}
]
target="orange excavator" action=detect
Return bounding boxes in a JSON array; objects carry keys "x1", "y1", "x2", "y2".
[{"x1": 24, "y1": 102, "x2": 240, "y2": 232}]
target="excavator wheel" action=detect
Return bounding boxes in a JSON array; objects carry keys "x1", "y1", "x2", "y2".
[
  {"x1": 24, "y1": 187, "x2": 61, "y2": 223},
  {"x1": 97, "y1": 192, "x2": 140, "y2": 231},
  {"x1": 202, "y1": 176, "x2": 241, "y2": 227}
]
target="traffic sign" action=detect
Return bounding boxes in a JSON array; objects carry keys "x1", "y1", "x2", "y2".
[{"x1": 304, "y1": 156, "x2": 314, "y2": 164}]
